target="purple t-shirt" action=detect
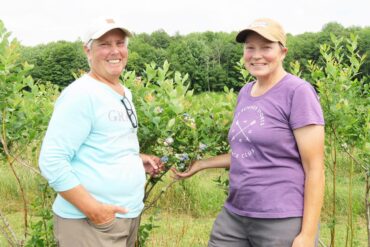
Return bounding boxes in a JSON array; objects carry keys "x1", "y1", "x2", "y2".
[{"x1": 225, "y1": 73, "x2": 324, "y2": 218}]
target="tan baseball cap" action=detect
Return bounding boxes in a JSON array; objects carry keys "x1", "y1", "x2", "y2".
[
  {"x1": 236, "y1": 18, "x2": 286, "y2": 47},
  {"x1": 83, "y1": 17, "x2": 132, "y2": 45}
]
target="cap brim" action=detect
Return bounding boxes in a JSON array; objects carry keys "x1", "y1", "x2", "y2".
[
  {"x1": 91, "y1": 26, "x2": 132, "y2": 40},
  {"x1": 235, "y1": 28, "x2": 279, "y2": 43}
]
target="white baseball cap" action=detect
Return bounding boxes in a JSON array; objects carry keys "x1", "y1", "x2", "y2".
[{"x1": 83, "y1": 17, "x2": 132, "y2": 45}]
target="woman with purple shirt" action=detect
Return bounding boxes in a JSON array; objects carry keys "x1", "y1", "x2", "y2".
[{"x1": 173, "y1": 18, "x2": 325, "y2": 247}]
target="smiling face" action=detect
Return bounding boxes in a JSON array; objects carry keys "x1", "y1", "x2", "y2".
[
  {"x1": 85, "y1": 28, "x2": 128, "y2": 84},
  {"x1": 243, "y1": 32, "x2": 287, "y2": 81}
]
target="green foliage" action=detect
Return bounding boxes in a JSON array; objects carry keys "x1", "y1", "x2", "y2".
[
  {"x1": 0, "y1": 19, "x2": 59, "y2": 246},
  {"x1": 137, "y1": 211, "x2": 160, "y2": 247},
  {"x1": 20, "y1": 41, "x2": 89, "y2": 88},
  {"x1": 166, "y1": 32, "x2": 242, "y2": 92},
  {"x1": 0, "y1": 20, "x2": 59, "y2": 157},
  {"x1": 127, "y1": 33, "x2": 168, "y2": 74},
  {"x1": 285, "y1": 32, "x2": 321, "y2": 79},
  {"x1": 147, "y1": 29, "x2": 172, "y2": 49},
  {"x1": 122, "y1": 61, "x2": 235, "y2": 246},
  {"x1": 124, "y1": 61, "x2": 235, "y2": 172},
  {"x1": 308, "y1": 34, "x2": 369, "y2": 247},
  {"x1": 17, "y1": 23, "x2": 370, "y2": 94},
  {"x1": 25, "y1": 181, "x2": 56, "y2": 247},
  {"x1": 212, "y1": 175, "x2": 229, "y2": 195},
  {"x1": 311, "y1": 34, "x2": 368, "y2": 159}
]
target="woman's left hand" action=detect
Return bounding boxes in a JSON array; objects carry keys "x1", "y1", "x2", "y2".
[{"x1": 291, "y1": 233, "x2": 315, "y2": 247}]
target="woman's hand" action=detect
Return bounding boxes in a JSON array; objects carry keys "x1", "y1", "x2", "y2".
[
  {"x1": 172, "y1": 153, "x2": 231, "y2": 180},
  {"x1": 291, "y1": 233, "x2": 315, "y2": 247},
  {"x1": 59, "y1": 185, "x2": 128, "y2": 225},
  {"x1": 171, "y1": 160, "x2": 204, "y2": 180},
  {"x1": 87, "y1": 202, "x2": 128, "y2": 225},
  {"x1": 140, "y1": 153, "x2": 164, "y2": 177}
]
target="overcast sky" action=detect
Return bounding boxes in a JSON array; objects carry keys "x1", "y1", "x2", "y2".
[{"x1": 1, "y1": 0, "x2": 369, "y2": 46}]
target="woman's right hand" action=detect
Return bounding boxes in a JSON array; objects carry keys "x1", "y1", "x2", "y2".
[
  {"x1": 87, "y1": 202, "x2": 128, "y2": 225},
  {"x1": 59, "y1": 185, "x2": 128, "y2": 225},
  {"x1": 171, "y1": 160, "x2": 203, "y2": 180},
  {"x1": 171, "y1": 154, "x2": 231, "y2": 180}
]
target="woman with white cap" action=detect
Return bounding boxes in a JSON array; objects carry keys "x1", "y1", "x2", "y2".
[
  {"x1": 173, "y1": 18, "x2": 325, "y2": 247},
  {"x1": 39, "y1": 17, "x2": 163, "y2": 247}
]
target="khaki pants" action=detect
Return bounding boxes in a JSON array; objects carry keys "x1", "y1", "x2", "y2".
[{"x1": 54, "y1": 214, "x2": 140, "y2": 247}]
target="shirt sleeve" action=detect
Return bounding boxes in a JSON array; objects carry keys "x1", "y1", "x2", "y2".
[
  {"x1": 290, "y1": 83, "x2": 325, "y2": 129},
  {"x1": 39, "y1": 87, "x2": 93, "y2": 192}
]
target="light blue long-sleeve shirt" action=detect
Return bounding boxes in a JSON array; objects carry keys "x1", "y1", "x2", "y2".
[{"x1": 39, "y1": 74, "x2": 145, "y2": 219}]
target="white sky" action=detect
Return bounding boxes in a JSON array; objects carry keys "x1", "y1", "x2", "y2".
[{"x1": 0, "y1": 0, "x2": 369, "y2": 46}]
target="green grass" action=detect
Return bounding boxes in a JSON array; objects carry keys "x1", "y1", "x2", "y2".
[
  {"x1": 320, "y1": 216, "x2": 368, "y2": 247},
  {"x1": 2, "y1": 211, "x2": 367, "y2": 247},
  {"x1": 0, "y1": 165, "x2": 40, "y2": 213},
  {"x1": 148, "y1": 169, "x2": 228, "y2": 217},
  {"x1": 0, "y1": 211, "x2": 24, "y2": 246},
  {"x1": 141, "y1": 212, "x2": 214, "y2": 247}
]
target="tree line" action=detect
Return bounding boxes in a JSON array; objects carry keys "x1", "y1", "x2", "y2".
[{"x1": 19, "y1": 22, "x2": 370, "y2": 91}]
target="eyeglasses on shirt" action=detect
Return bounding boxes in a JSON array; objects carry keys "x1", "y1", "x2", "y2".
[{"x1": 120, "y1": 96, "x2": 138, "y2": 128}]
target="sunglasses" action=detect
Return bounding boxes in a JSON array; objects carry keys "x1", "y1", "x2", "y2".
[{"x1": 121, "y1": 96, "x2": 138, "y2": 128}]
